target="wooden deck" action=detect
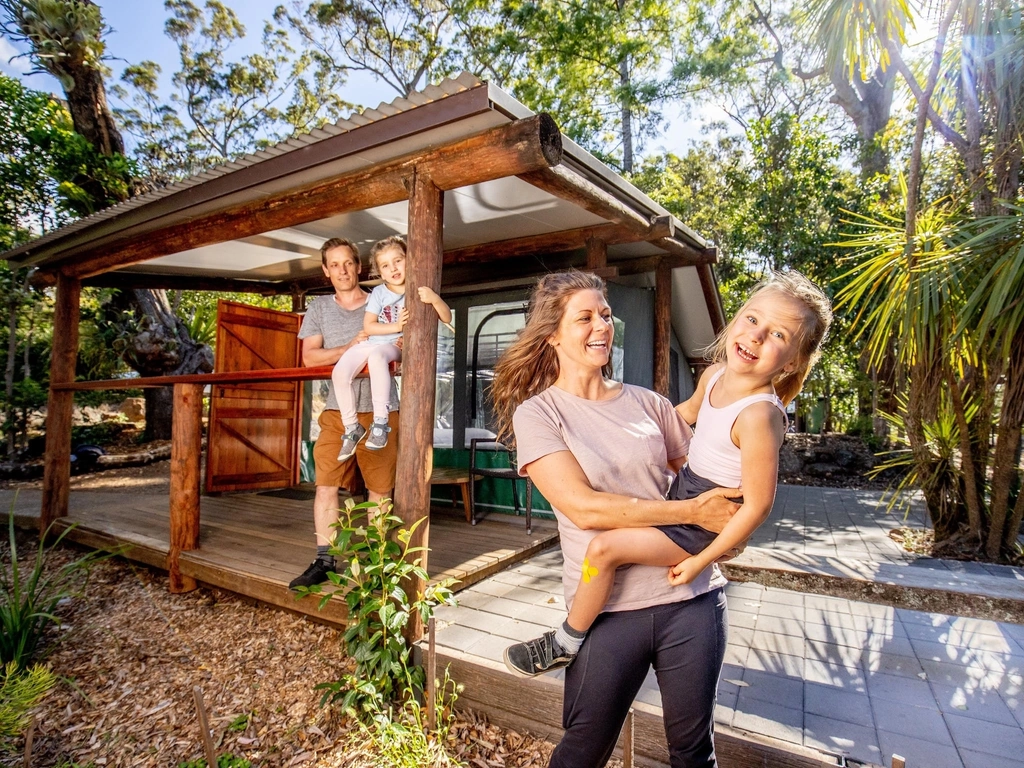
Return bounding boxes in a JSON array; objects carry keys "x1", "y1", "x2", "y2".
[{"x1": 4, "y1": 488, "x2": 558, "y2": 625}]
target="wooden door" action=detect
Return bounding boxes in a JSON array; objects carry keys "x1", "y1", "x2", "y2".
[{"x1": 205, "y1": 300, "x2": 302, "y2": 493}]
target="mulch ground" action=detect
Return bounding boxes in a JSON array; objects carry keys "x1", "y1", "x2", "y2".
[{"x1": 3, "y1": 538, "x2": 564, "y2": 768}]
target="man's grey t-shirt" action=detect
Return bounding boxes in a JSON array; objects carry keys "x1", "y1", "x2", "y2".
[{"x1": 298, "y1": 294, "x2": 399, "y2": 413}]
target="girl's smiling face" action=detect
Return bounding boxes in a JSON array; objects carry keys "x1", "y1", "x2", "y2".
[
  {"x1": 725, "y1": 290, "x2": 808, "y2": 380},
  {"x1": 548, "y1": 289, "x2": 614, "y2": 372},
  {"x1": 374, "y1": 246, "x2": 406, "y2": 289}
]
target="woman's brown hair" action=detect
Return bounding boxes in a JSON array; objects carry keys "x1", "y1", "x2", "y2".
[
  {"x1": 491, "y1": 270, "x2": 611, "y2": 445},
  {"x1": 705, "y1": 270, "x2": 832, "y2": 405}
]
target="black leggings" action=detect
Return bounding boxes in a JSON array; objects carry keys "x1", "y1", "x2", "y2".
[{"x1": 550, "y1": 588, "x2": 728, "y2": 768}]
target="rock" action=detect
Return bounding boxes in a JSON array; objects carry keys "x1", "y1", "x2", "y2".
[
  {"x1": 779, "y1": 433, "x2": 876, "y2": 482},
  {"x1": 120, "y1": 397, "x2": 146, "y2": 423}
]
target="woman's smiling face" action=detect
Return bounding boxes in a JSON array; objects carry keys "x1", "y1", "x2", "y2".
[{"x1": 548, "y1": 288, "x2": 613, "y2": 372}]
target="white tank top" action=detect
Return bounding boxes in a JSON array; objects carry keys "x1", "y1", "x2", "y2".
[{"x1": 686, "y1": 367, "x2": 787, "y2": 488}]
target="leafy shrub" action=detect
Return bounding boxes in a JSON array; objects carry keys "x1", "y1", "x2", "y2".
[
  {"x1": 296, "y1": 499, "x2": 457, "y2": 720},
  {"x1": 0, "y1": 512, "x2": 110, "y2": 669},
  {"x1": 0, "y1": 661, "x2": 54, "y2": 752}
]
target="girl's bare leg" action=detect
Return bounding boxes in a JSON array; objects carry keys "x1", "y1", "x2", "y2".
[{"x1": 566, "y1": 528, "x2": 689, "y2": 632}]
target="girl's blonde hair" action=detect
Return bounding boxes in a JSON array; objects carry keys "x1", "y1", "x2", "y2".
[
  {"x1": 706, "y1": 270, "x2": 832, "y2": 405},
  {"x1": 369, "y1": 235, "x2": 407, "y2": 278},
  {"x1": 491, "y1": 270, "x2": 611, "y2": 445}
]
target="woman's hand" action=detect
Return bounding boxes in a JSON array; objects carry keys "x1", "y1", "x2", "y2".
[{"x1": 689, "y1": 487, "x2": 742, "y2": 533}]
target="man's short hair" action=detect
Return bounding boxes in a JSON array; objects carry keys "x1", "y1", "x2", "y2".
[{"x1": 320, "y1": 238, "x2": 361, "y2": 270}]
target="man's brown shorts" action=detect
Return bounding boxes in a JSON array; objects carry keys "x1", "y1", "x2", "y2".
[{"x1": 313, "y1": 410, "x2": 399, "y2": 494}]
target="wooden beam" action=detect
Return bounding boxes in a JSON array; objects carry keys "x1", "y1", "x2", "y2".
[
  {"x1": 168, "y1": 383, "x2": 204, "y2": 593},
  {"x1": 519, "y1": 165, "x2": 653, "y2": 234},
  {"x1": 654, "y1": 260, "x2": 672, "y2": 398},
  {"x1": 697, "y1": 263, "x2": 726, "y2": 333},
  {"x1": 394, "y1": 171, "x2": 444, "y2": 644},
  {"x1": 63, "y1": 115, "x2": 563, "y2": 280},
  {"x1": 51, "y1": 365, "x2": 337, "y2": 391},
  {"x1": 444, "y1": 221, "x2": 666, "y2": 265},
  {"x1": 651, "y1": 236, "x2": 716, "y2": 264},
  {"x1": 80, "y1": 272, "x2": 288, "y2": 294},
  {"x1": 40, "y1": 273, "x2": 80, "y2": 533}
]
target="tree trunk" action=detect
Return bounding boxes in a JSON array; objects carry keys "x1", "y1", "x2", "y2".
[
  {"x1": 64, "y1": 48, "x2": 125, "y2": 157},
  {"x1": 987, "y1": 332, "x2": 1024, "y2": 558},
  {"x1": 144, "y1": 387, "x2": 174, "y2": 442},
  {"x1": 5, "y1": 280, "x2": 16, "y2": 457},
  {"x1": 828, "y1": 63, "x2": 896, "y2": 181}
]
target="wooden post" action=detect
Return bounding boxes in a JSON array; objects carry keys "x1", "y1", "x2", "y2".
[
  {"x1": 586, "y1": 237, "x2": 607, "y2": 271},
  {"x1": 891, "y1": 755, "x2": 906, "y2": 768},
  {"x1": 622, "y1": 707, "x2": 634, "y2": 768},
  {"x1": 426, "y1": 616, "x2": 437, "y2": 731},
  {"x1": 40, "y1": 273, "x2": 81, "y2": 534},
  {"x1": 394, "y1": 170, "x2": 444, "y2": 644},
  {"x1": 654, "y1": 260, "x2": 672, "y2": 398},
  {"x1": 192, "y1": 686, "x2": 218, "y2": 767},
  {"x1": 169, "y1": 382, "x2": 204, "y2": 593}
]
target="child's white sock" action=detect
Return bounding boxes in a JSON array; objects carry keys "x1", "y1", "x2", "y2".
[{"x1": 554, "y1": 620, "x2": 586, "y2": 655}]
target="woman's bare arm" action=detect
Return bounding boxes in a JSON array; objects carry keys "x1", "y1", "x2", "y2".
[{"x1": 523, "y1": 449, "x2": 740, "y2": 532}]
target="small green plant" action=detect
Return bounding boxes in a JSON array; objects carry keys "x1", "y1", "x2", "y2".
[
  {"x1": 295, "y1": 499, "x2": 457, "y2": 720},
  {"x1": 0, "y1": 661, "x2": 54, "y2": 752},
  {"x1": 353, "y1": 669, "x2": 465, "y2": 768},
  {"x1": 177, "y1": 754, "x2": 251, "y2": 768},
  {"x1": 225, "y1": 712, "x2": 250, "y2": 732},
  {"x1": 0, "y1": 511, "x2": 111, "y2": 669}
]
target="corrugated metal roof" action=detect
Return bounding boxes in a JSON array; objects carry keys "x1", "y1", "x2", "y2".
[{"x1": 2, "y1": 72, "x2": 485, "y2": 263}]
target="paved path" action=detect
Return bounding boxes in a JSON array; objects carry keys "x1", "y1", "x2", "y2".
[{"x1": 433, "y1": 485, "x2": 1024, "y2": 768}]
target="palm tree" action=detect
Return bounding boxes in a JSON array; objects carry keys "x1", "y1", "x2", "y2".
[{"x1": 831, "y1": 0, "x2": 1024, "y2": 560}]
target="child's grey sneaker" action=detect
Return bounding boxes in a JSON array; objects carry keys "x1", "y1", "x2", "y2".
[
  {"x1": 365, "y1": 420, "x2": 391, "y2": 451},
  {"x1": 503, "y1": 631, "x2": 576, "y2": 677},
  {"x1": 337, "y1": 423, "x2": 367, "y2": 461}
]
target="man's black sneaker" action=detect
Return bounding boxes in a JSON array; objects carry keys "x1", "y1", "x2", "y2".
[
  {"x1": 289, "y1": 559, "x2": 334, "y2": 590},
  {"x1": 503, "y1": 630, "x2": 576, "y2": 677}
]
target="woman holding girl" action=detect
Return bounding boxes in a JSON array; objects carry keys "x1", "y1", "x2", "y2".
[{"x1": 492, "y1": 269, "x2": 830, "y2": 767}]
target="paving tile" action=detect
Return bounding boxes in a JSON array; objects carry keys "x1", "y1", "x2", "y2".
[
  {"x1": 714, "y1": 696, "x2": 736, "y2": 727},
  {"x1": 929, "y1": 682, "x2": 1018, "y2": 726},
  {"x1": 434, "y1": 623, "x2": 493, "y2": 653},
  {"x1": 1002, "y1": 691, "x2": 1024, "y2": 728},
  {"x1": 944, "y1": 712, "x2": 1024, "y2": 760},
  {"x1": 497, "y1": 618, "x2": 556, "y2": 642},
  {"x1": 502, "y1": 585, "x2": 562, "y2": 606},
  {"x1": 749, "y1": 629, "x2": 805, "y2": 657},
  {"x1": 722, "y1": 643, "x2": 748, "y2": 667},
  {"x1": 727, "y1": 625, "x2": 755, "y2": 646},
  {"x1": 464, "y1": 632, "x2": 516, "y2": 663},
  {"x1": 803, "y1": 658, "x2": 866, "y2": 691},
  {"x1": 803, "y1": 713, "x2": 881, "y2": 765},
  {"x1": 447, "y1": 607, "x2": 517, "y2": 636},
  {"x1": 744, "y1": 648, "x2": 806, "y2": 678},
  {"x1": 869, "y1": 697, "x2": 952, "y2": 743},
  {"x1": 732, "y1": 698, "x2": 803, "y2": 745},
  {"x1": 470, "y1": 579, "x2": 519, "y2": 598},
  {"x1": 959, "y1": 748, "x2": 1024, "y2": 768},
  {"x1": 862, "y1": 650, "x2": 926, "y2": 679},
  {"x1": 738, "y1": 668, "x2": 803, "y2": 709},
  {"x1": 803, "y1": 682, "x2": 873, "y2": 727},
  {"x1": 755, "y1": 602, "x2": 804, "y2": 621},
  {"x1": 804, "y1": 638, "x2": 866, "y2": 669},
  {"x1": 727, "y1": 610, "x2": 757, "y2": 629},
  {"x1": 920, "y1": 658, "x2": 1008, "y2": 692},
  {"x1": 758, "y1": 587, "x2": 806, "y2": 606},
  {"x1": 876, "y1": 729, "x2": 964, "y2": 768},
  {"x1": 503, "y1": 602, "x2": 567, "y2": 626},
  {"x1": 866, "y1": 672, "x2": 935, "y2": 707},
  {"x1": 752, "y1": 614, "x2": 806, "y2": 637}
]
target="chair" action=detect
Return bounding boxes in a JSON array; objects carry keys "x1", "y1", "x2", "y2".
[{"x1": 468, "y1": 438, "x2": 532, "y2": 534}]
